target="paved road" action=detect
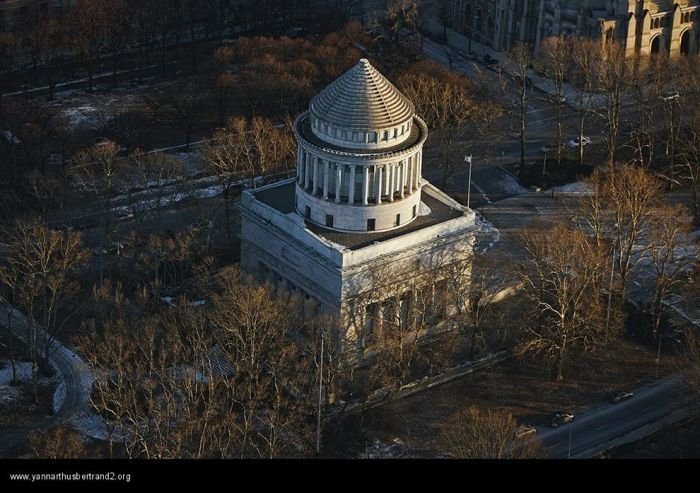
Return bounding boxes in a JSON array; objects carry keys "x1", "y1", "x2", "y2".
[
  {"x1": 0, "y1": 305, "x2": 92, "y2": 457},
  {"x1": 535, "y1": 377, "x2": 685, "y2": 458}
]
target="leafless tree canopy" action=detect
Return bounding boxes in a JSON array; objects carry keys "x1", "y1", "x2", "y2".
[
  {"x1": 80, "y1": 267, "x2": 342, "y2": 458},
  {"x1": 518, "y1": 222, "x2": 608, "y2": 381},
  {"x1": 443, "y1": 406, "x2": 546, "y2": 459}
]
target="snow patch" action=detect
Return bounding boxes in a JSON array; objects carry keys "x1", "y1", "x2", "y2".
[
  {"x1": 0, "y1": 361, "x2": 33, "y2": 408},
  {"x1": 360, "y1": 438, "x2": 409, "y2": 459},
  {"x1": 494, "y1": 175, "x2": 527, "y2": 195},
  {"x1": 552, "y1": 181, "x2": 591, "y2": 194},
  {"x1": 62, "y1": 107, "x2": 99, "y2": 127},
  {"x1": 418, "y1": 201, "x2": 432, "y2": 216}
]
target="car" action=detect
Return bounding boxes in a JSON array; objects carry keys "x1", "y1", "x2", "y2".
[
  {"x1": 514, "y1": 424, "x2": 537, "y2": 439},
  {"x1": 606, "y1": 390, "x2": 634, "y2": 404},
  {"x1": 660, "y1": 90, "x2": 680, "y2": 102},
  {"x1": 566, "y1": 136, "x2": 591, "y2": 148},
  {"x1": 550, "y1": 94, "x2": 566, "y2": 104},
  {"x1": 548, "y1": 411, "x2": 574, "y2": 428}
]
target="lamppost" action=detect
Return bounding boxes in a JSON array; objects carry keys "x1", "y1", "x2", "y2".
[
  {"x1": 465, "y1": 154, "x2": 473, "y2": 208},
  {"x1": 655, "y1": 333, "x2": 662, "y2": 379},
  {"x1": 542, "y1": 149, "x2": 548, "y2": 176}
]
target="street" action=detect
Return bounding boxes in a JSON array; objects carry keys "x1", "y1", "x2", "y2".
[{"x1": 536, "y1": 377, "x2": 686, "y2": 458}]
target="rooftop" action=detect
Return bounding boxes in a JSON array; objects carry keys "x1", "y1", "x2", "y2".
[
  {"x1": 253, "y1": 181, "x2": 467, "y2": 251},
  {"x1": 309, "y1": 58, "x2": 415, "y2": 130}
]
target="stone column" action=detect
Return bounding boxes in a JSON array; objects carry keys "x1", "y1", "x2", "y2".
[
  {"x1": 417, "y1": 153, "x2": 422, "y2": 186},
  {"x1": 399, "y1": 160, "x2": 405, "y2": 198},
  {"x1": 296, "y1": 148, "x2": 302, "y2": 182},
  {"x1": 408, "y1": 155, "x2": 415, "y2": 193},
  {"x1": 335, "y1": 164, "x2": 342, "y2": 203},
  {"x1": 304, "y1": 151, "x2": 311, "y2": 190},
  {"x1": 323, "y1": 160, "x2": 329, "y2": 199},
  {"x1": 388, "y1": 164, "x2": 395, "y2": 202},
  {"x1": 313, "y1": 157, "x2": 319, "y2": 195},
  {"x1": 376, "y1": 165, "x2": 383, "y2": 204},
  {"x1": 349, "y1": 165, "x2": 356, "y2": 204},
  {"x1": 410, "y1": 155, "x2": 416, "y2": 190},
  {"x1": 362, "y1": 166, "x2": 369, "y2": 205}
]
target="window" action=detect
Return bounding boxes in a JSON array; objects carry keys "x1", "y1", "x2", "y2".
[
  {"x1": 393, "y1": 128, "x2": 398, "y2": 138},
  {"x1": 383, "y1": 130, "x2": 389, "y2": 141},
  {"x1": 326, "y1": 214, "x2": 334, "y2": 227},
  {"x1": 395, "y1": 214, "x2": 400, "y2": 226},
  {"x1": 368, "y1": 132, "x2": 377, "y2": 143},
  {"x1": 367, "y1": 218, "x2": 376, "y2": 231},
  {"x1": 305, "y1": 205, "x2": 311, "y2": 218},
  {"x1": 412, "y1": 204, "x2": 417, "y2": 217}
]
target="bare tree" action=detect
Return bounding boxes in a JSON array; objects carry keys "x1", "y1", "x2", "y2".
[
  {"x1": 442, "y1": 406, "x2": 546, "y2": 458},
  {"x1": 518, "y1": 222, "x2": 607, "y2": 381},
  {"x1": 70, "y1": 141, "x2": 122, "y2": 285},
  {"x1": 399, "y1": 61, "x2": 500, "y2": 188},
  {"x1": 680, "y1": 111, "x2": 700, "y2": 222},
  {"x1": 1, "y1": 223, "x2": 88, "y2": 401},
  {"x1": 648, "y1": 204, "x2": 694, "y2": 337},
  {"x1": 537, "y1": 37, "x2": 569, "y2": 167},
  {"x1": 69, "y1": 1, "x2": 108, "y2": 92},
  {"x1": 201, "y1": 116, "x2": 248, "y2": 239},
  {"x1": 385, "y1": 0, "x2": 420, "y2": 47},
  {"x1": 569, "y1": 38, "x2": 600, "y2": 166},
  {"x1": 166, "y1": 80, "x2": 208, "y2": 151},
  {"x1": 445, "y1": 254, "x2": 511, "y2": 360},
  {"x1": 505, "y1": 43, "x2": 532, "y2": 178},
  {"x1": 29, "y1": 426, "x2": 87, "y2": 459},
  {"x1": 605, "y1": 165, "x2": 662, "y2": 300},
  {"x1": 0, "y1": 32, "x2": 17, "y2": 107},
  {"x1": 125, "y1": 151, "x2": 184, "y2": 222},
  {"x1": 596, "y1": 41, "x2": 630, "y2": 165}
]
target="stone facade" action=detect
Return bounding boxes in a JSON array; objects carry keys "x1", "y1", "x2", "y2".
[
  {"x1": 240, "y1": 59, "x2": 483, "y2": 354},
  {"x1": 440, "y1": 0, "x2": 540, "y2": 51},
  {"x1": 439, "y1": 0, "x2": 700, "y2": 57}
]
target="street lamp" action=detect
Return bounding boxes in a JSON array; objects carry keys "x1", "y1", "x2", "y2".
[
  {"x1": 655, "y1": 333, "x2": 662, "y2": 379},
  {"x1": 542, "y1": 149, "x2": 548, "y2": 176},
  {"x1": 465, "y1": 154, "x2": 473, "y2": 209}
]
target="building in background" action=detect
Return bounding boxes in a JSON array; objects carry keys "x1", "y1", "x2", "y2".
[
  {"x1": 240, "y1": 58, "x2": 482, "y2": 354},
  {"x1": 436, "y1": 1, "x2": 700, "y2": 57},
  {"x1": 439, "y1": 0, "x2": 540, "y2": 51}
]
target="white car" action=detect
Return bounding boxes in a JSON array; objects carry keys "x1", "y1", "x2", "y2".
[{"x1": 567, "y1": 136, "x2": 591, "y2": 149}]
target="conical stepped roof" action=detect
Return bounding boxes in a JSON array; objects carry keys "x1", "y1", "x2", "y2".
[{"x1": 310, "y1": 59, "x2": 415, "y2": 130}]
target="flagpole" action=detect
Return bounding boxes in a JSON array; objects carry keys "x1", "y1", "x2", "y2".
[{"x1": 465, "y1": 155, "x2": 473, "y2": 209}]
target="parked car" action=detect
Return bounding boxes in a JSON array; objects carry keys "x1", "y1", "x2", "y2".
[
  {"x1": 548, "y1": 411, "x2": 574, "y2": 428},
  {"x1": 566, "y1": 136, "x2": 591, "y2": 148},
  {"x1": 606, "y1": 390, "x2": 634, "y2": 404},
  {"x1": 514, "y1": 424, "x2": 537, "y2": 439},
  {"x1": 660, "y1": 90, "x2": 680, "y2": 102},
  {"x1": 545, "y1": 93, "x2": 566, "y2": 104}
]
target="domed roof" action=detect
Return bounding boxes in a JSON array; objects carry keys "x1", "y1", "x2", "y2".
[{"x1": 310, "y1": 59, "x2": 415, "y2": 130}]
